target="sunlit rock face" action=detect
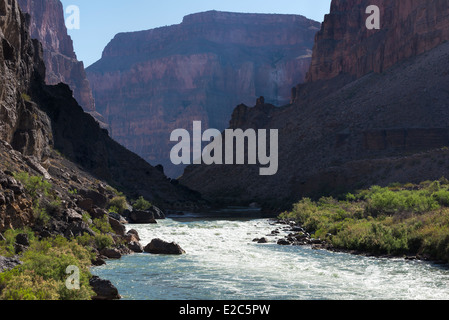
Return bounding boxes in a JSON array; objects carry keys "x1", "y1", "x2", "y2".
[
  {"x1": 306, "y1": 0, "x2": 449, "y2": 82},
  {"x1": 18, "y1": 0, "x2": 96, "y2": 113}
]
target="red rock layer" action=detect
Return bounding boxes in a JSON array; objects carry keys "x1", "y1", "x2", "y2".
[
  {"x1": 306, "y1": 0, "x2": 449, "y2": 82},
  {"x1": 17, "y1": 0, "x2": 96, "y2": 112},
  {"x1": 87, "y1": 11, "x2": 320, "y2": 177}
]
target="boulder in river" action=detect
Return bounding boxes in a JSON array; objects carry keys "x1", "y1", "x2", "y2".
[
  {"x1": 129, "y1": 211, "x2": 157, "y2": 224},
  {"x1": 144, "y1": 238, "x2": 185, "y2": 255},
  {"x1": 90, "y1": 276, "x2": 121, "y2": 300},
  {"x1": 129, "y1": 206, "x2": 166, "y2": 224},
  {"x1": 128, "y1": 241, "x2": 144, "y2": 253},
  {"x1": 99, "y1": 248, "x2": 122, "y2": 259}
]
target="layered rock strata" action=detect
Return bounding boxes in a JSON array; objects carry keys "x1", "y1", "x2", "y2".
[{"x1": 87, "y1": 11, "x2": 320, "y2": 177}]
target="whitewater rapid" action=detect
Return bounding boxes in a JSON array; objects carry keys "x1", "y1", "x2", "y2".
[{"x1": 93, "y1": 215, "x2": 449, "y2": 300}]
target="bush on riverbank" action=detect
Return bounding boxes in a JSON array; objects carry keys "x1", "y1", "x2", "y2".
[
  {"x1": 279, "y1": 179, "x2": 449, "y2": 262},
  {"x1": 0, "y1": 230, "x2": 95, "y2": 300}
]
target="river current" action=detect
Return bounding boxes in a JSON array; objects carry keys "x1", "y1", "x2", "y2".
[{"x1": 92, "y1": 212, "x2": 449, "y2": 300}]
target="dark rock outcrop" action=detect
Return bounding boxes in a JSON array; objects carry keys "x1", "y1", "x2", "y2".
[
  {"x1": 99, "y1": 248, "x2": 122, "y2": 260},
  {"x1": 129, "y1": 206, "x2": 165, "y2": 224},
  {"x1": 144, "y1": 238, "x2": 186, "y2": 255},
  {"x1": 87, "y1": 11, "x2": 320, "y2": 178},
  {"x1": 89, "y1": 276, "x2": 121, "y2": 300}
]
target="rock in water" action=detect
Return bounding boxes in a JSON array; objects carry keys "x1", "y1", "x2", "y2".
[
  {"x1": 144, "y1": 239, "x2": 186, "y2": 255},
  {"x1": 89, "y1": 276, "x2": 121, "y2": 300}
]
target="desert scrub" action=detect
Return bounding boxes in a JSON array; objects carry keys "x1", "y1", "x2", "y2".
[
  {"x1": 92, "y1": 216, "x2": 114, "y2": 234},
  {"x1": 132, "y1": 196, "x2": 152, "y2": 211},
  {"x1": 0, "y1": 234, "x2": 95, "y2": 300},
  {"x1": 76, "y1": 233, "x2": 114, "y2": 251},
  {"x1": 0, "y1": 228, "x2": 35, "y2": 258},
  {"x1": 108, "y1": 195, "x2": 128, "y2": 214},
  {"x1": 13, "y1": 171, "x2": 52, "y2": 201},
  {"x1": 13, "y1": 171, "x2": 54, "y2": 224},
  {"x1": 280, "y1": 179, "x2": 449, "y2": 262}
]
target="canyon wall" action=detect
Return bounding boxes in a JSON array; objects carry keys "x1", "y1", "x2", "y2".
[
  {"x1": 87, "y1": 11, "x2": 320, "y2": 177},
  {"x1": 180, "y1": 0, "x2": 449, "y2": 208},
  {"x1": 306, "y1": 0, "x2": 449, "y2": 82},
  {"x1": 0, "y1": 0, "x2": 201, "y2": 213},
  {"x1": 17, "y1": 0, "x2": 96, "y2": 113}
]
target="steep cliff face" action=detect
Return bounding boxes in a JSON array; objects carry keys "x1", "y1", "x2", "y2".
[
  {"x1": 306, "y1": 0, "x2": 449, "y2": 82},
  {"x1": 0, "y1": 0, "x2": 201, "y2": 221},
  {"x1": 87, "y1": 11, "x2": 320, "y2": 177},
  {"x1": 180, "y1": 0, "x2": 449, "y2": 209},
  {"x1": 17, "y1": 0, "x2": 96, "y2": 113},
  {"x1": 0, "y1": 0, "x2": 49, "y2": 159}
]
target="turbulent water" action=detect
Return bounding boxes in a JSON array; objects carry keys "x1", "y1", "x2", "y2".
[{"x1": 92, "y1": 212, "x2": 449, "y2": 300}]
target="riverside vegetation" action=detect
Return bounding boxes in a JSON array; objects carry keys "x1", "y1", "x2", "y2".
[
  {"x1": 279, "y1": 178, "x2": 449, "y2": 263},
  {"x1": 0, "y1": 170, "x2": 152, "y2": 300}
]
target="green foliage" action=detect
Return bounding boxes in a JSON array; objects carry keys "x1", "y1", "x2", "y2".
[
  {"x1": 76, "y1": 232, "x2": 114, "y2": 251},
  {"x1": 21, "y1": 93, "x2": 31, "y2": 102},
  {"x1": 0, "y1": 269, "x2": 60, "y2": 300},
  {"x1": 105, "y1": 185, "x2": 123, "y2": 197},
  {"x1": 92, "y1": 216, "x2": 113, "y2": 234},
  {"x1": 32, "y1": 202, "x2": 51, "y2": 225},
  {"x1": 0, "y1": 235, "x2": 95, "y2": 300},
  {"x1": 94, "y1": 234, "x2": 114, "y2": 250},
  {"x1": 0, "y1": 228, "x2": 35, "y2": 257},
  {"x1": 280, "y1": 180, "x2": 449, "y2": 262},
  {"x1": 108, "y1": 196, "x2": 127, "y2": 214},
  {"x1": 364, "y1": 186, "x2": 440, "y2": 216},
  {"x1": 132, "y1": 196, "x2": 152, "y2": 211},
  {"x1": 13, "y1": 171, "x2": 52, "y2": 203}
]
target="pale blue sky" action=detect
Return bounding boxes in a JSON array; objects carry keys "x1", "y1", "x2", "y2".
[{"x1": 60, "y1": 1, "x2": 332, "y2": 67}]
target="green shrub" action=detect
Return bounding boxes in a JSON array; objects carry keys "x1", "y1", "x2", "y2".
[
  {"x1": 33, "y1": 203, "x2": 51, "y2": 225},
  {"x1": 92, "y1": 216, "x2": 113, "y2": 234},
  {"x1": 0, "y1": 235, "x2": 95, "y2": 300},
  {"x1": 13, "y1": 172, "x2": 52, "y2": 202},
  {"x1": 94, "y1": 234, "x2": 114, "y2": 250},
  {"x1": 364, "y1": 186, "x2": 439, "y2": 216},
  {"x1": 432, "y1": 189, "x2": 449, "y2": 206},
  {"x1": 0, "y1": 269, "x2": 60, "y2": 300},
  {"x1": 76, "y1": 232, "x2": 114, "y2": 251},
  {"x1": 108, "y1": 196, "x2": 127, "y2": 214},
  {"x1": 279, "y1": 180, "x2": 449, "y2": 262},
  {"x1": 133, "y1": 196, "x2": 152, "y2": 211}
]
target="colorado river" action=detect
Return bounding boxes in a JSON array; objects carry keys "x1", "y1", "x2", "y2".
[{"x1": 92, "y1": 213, "x2": 449, "y2": 300}]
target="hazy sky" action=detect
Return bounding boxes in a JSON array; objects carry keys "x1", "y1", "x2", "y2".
[{"x1": 60, "y1": 1, "x2": 332, "y2": 67}]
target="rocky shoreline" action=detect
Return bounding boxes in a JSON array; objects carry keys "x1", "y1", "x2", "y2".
[{"x1": 254, "y1": 218, "x2": 449, "y2": 266}]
